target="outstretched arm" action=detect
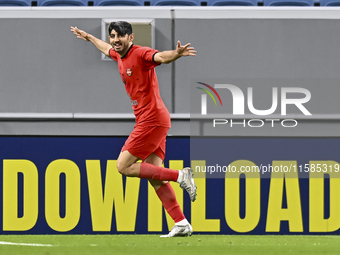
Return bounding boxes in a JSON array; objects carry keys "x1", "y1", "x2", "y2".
[
  {"x1": 154, "y1": 40, "x2": 196, "y2": 64},
  {"x1": 70, "y1": 26, "x2": 112, "y2": 56}
]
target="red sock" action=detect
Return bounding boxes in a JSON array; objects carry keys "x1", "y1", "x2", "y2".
[
  {"x1": 156, "y1": 182, "x2": 185, "y2": 223},
  {"x1": 139, "y1": 162, "x2": 179, "y2": 182}
]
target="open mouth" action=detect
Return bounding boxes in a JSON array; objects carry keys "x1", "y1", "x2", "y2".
[{"x1": 114, "y1": 44, "x2": 122, "y2": 50}]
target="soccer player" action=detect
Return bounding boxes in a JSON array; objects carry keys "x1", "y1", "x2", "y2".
[{"x1": 71, "y1": 21, "x2": 197, "y2": 237}]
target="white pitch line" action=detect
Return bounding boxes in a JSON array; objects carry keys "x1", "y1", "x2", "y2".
[{"x1": 0, "y1": 241, "x2": 54, "y2": 247}]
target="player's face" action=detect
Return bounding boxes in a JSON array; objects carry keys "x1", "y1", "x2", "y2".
[{"x1": 109, "y1": 29, "x2": 133, "y2": 56}]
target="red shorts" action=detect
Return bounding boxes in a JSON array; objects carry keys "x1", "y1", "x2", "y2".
[{"x1": 121, "y1": 125, "x2": 169, "y2": 161}]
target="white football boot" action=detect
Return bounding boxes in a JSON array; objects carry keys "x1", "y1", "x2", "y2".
[
  {"x1": 179, "y1": 167, "x2": 197, "y2": 202},
  {"x1": 160, "y1": 224, "x2": 193, "y2": 237}
]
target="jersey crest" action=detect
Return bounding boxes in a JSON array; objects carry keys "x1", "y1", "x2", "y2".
[{"x1": 126, "y1": 69, "x2": 132, "y2": 76}]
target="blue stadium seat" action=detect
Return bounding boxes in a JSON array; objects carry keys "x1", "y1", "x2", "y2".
[
  {"x1": 149, "y1": 0, "x2": 201, "y2": 5},
  {"x1": 263, "y1": 0, "x2": 314, "y2": 5},
  {"x1": 92, "y1": 0, "x2": 143, "y2": 5},
  {"x1": 208, "y1": 0, "x2": 258, "y2": 5},
  {"x1": 320, "y1": 0, "x2": 340, "y2": 5},
  {"x1": 39, "y1": 0, "x2": 86, "y2": 5},
  {"x1": 0, "y1": 0, "x2": 30, "y2": 5}
]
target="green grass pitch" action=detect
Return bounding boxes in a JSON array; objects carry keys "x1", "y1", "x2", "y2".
[{"x1": 0, "y1": 235, "x2": 339, "y2": 255}]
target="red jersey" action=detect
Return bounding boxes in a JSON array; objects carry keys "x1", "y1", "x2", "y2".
[{"x1": 109, "y1": 45, "x2": 171, "y2": 128}]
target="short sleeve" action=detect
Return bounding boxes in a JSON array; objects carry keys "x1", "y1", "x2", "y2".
[
  {"x1": 109, "y1": 48, "x2": 118, "y2": 62},
  {"x1": 140, "y1": 47, "x2": 161, "y2": 70}
]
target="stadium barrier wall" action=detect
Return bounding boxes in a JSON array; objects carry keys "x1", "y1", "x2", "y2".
[{"x1": 0, "y1": 8, "x2": 340, "y2": 136}]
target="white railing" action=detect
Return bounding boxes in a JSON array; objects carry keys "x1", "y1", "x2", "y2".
[
  {"x1": 0, "y1": 113, "x2": 190, "y2": 120},
  {"x1": 0, "y1": 113, "x2": 337, "y2": 120}
]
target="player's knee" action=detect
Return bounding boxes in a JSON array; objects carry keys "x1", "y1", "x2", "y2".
[{"x1": 116, "y1": 160, "x2": 127, "y2": 175}]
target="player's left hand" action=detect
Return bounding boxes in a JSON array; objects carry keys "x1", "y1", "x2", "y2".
[{"x1": 176, "y1": 41, "x2": 196, "y2": 57}]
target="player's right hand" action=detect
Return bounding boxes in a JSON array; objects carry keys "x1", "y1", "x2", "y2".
[{"x1": 70, "y1": 26, "x2": 90, "y2": 41}]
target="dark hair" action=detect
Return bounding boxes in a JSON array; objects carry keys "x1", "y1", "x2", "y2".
[{"x1": 108, "y1": 21, "x2": 133, "y2": 36}]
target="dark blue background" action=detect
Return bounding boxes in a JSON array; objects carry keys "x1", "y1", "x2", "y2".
[{"x1": 0, "y1": 136, "x2": 338, "y2": 234}]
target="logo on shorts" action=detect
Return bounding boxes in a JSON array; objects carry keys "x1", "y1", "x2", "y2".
[{"x1": 126, "y1": 69, "x2": 132, "y2": 76}]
